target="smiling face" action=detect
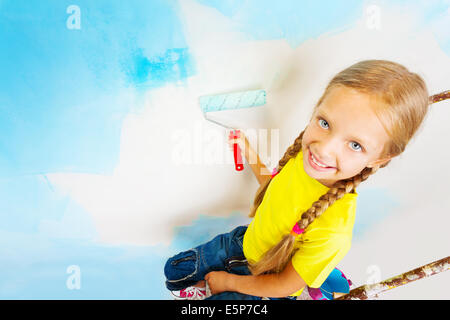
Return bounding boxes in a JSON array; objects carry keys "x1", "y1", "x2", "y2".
[{"x1": 302, "y1": 85, "x2": 393, "y2": 188}]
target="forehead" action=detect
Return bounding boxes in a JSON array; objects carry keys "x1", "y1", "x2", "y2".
[{"x1": 316, "y1": 86, "x2": 390, "y2": 153}]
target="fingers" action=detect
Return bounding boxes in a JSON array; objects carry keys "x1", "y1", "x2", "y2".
[
  {"x1": 227, "y1": 130, "x2": 246, "y2": 152},
  {"x1": 228, "y1": 130, "x2": 243, "y2": 142},
  {"x1": 228, "y1": 129, "x2": 241, "y2": 139}
]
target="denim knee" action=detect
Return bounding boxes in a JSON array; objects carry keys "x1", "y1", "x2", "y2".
[
  {"x1": 164, "y1": 248, "x2": 201, "y2": 291},
  {"x1": 164, "y1": 225, "x2": 249, "y2": 291}
]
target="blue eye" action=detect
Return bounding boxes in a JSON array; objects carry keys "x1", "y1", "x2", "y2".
[
  {"x1": 349, "y1": 141, "x2": 362, "y2": 152},
  {"x1": 318, "y1": 119, "x2": 329, "y2": 129}
]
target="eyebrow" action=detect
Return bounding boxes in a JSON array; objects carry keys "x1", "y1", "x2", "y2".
[{"x1": 317, "y1": 111, "x2": 374, "y2": 151}]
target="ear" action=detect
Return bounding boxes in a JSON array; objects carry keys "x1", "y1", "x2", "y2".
[{"x1": 367, "y1": 156, "x2": 393, "y2": 168}]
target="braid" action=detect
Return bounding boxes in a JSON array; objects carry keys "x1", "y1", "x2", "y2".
[
  {"x1": 297, "y1": 166, "x2": 378, "y2": 230},
  {"x1": 277, "y1": 130, "x2": 305, "y2": 169}
]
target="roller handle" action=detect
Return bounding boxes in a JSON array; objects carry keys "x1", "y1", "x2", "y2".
[{"x1": 231, "y1": 129, "x2": 244, "y2": 171}]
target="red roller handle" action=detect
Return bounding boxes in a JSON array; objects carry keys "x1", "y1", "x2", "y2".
[{"x1": 230, "y1": 129, "x2": 244, "y2": 171}]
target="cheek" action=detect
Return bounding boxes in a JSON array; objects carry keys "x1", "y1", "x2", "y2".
[
  {"x1": 302, "y1": 126, "x2": 315, "y2": 146},
  {"x1": 340, "y1": 157, "x2": 368, "y2": 176}
]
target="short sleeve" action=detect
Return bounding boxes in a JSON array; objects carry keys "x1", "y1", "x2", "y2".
[{"x1": 291, "y1": 234, "x2": 351, "y2": 288}]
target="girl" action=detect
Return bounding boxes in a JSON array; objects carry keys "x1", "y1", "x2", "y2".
[{"x1": 164, "y1": 60, "x2": 430, "y2": 300}]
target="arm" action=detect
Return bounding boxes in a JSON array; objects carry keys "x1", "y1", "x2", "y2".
[
  {"x1": 245, "y1": 146, "x2": 272, "y2": 186},
  {"x1": 227, "y1": 260, "x2": 306, "y2": 298}
]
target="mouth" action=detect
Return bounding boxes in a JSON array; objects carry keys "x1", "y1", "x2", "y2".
[{"x1": 307, "y1": 148, "x2": 336, "y2": 172}]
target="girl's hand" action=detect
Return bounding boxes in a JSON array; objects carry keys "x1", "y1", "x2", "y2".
[
  {"x1": 227, "y1": 129, "x2": 249, "y2": 153},
  {"x1": 204, "y1": 271, "x2": 231, "y2": 295}
]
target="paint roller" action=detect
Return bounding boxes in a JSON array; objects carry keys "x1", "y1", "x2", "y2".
[{"x1": 198, "y1": 89, "x2": 267, "y2": 171}]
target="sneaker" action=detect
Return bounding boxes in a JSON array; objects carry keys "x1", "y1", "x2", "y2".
[{"x1": 171, "y1": 285, "x2": 211, "y2": 300}]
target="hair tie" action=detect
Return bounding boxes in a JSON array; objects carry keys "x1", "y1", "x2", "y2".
[
  {"x1": 290, "y1": 223, "x2": 305, "y2": 237},
  {"x1": 271, "y1": 167, "x2": 279, "y2": 178}
]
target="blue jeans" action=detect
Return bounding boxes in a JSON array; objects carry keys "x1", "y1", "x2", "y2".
[{"x1": 164, "y1": 225, "x2": 296, "y2": 300}]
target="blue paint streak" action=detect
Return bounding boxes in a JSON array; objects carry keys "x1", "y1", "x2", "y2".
[
  {"x1": 122, "y1": 47, "x2": 195, "y2": 89},
  {"x1": 0, "y1": 175, "x2": 71, "y2": 233},
  {"x1": 0, "y1": 0, "x2": 195, "y2": 178},
  {"x1": 406, "y1": 0, "x2": 450, "y2": 54},
  {"x1": 353, "y1": 188, "x2": 400, "y2": 240},
  {"x1": 198, "y1": 0, "x2": 450, "y2": 55},
  {"x1": 197, "y1": 0, "x2": 364, "y2": 48}
]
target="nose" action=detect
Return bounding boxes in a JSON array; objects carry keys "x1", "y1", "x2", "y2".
[{"x1": 315, "y1": 136, "x2": 337, "y2": 165}]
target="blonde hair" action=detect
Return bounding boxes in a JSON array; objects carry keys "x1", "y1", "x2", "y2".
[{"x1": 247, "y1": 60, "x2": 430, "y2": 276}]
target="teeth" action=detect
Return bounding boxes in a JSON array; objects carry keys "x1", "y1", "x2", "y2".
[{"x1": 311, "y1": 153, "x2": 329, "y2": 168}]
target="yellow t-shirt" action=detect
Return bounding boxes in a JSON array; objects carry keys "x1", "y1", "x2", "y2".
[{"x1": 242, "y1": 149, "x2": 357, "y2": 297}]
